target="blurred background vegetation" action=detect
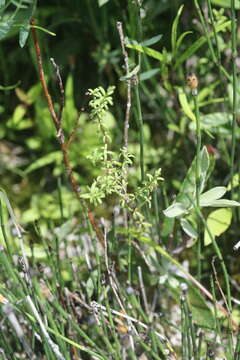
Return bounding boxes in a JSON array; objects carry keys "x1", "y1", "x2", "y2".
[{"x1": 1, "y1": 0, "x2": 240, "y2": 358}]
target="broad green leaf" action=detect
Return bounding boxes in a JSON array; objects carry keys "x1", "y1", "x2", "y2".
[
  {"x1": 204, "y1": 208, "x2": 232, "y2": 246},
  {"x1": 187, "y1": 285, "x2": 215, "y2": 328},
  {"x1": 227, "y1": 173, "x2": 239, "y2": 191},
  {"x1": 18, "y1": 0, "x2": 37, "y2": 47},
  {"x1": 190, "y1": 112, "x2": 231, "y2": 131},
  {"x1": 98, "y1": 0, "x2": 109, "y2": 6},
  {"x1": 139, "y1": 68, "x2": 160, "y2": 81},
  {"x1": 174, "y1": 20, "x2": 231, "y2": 69},
  {"x1": 141, "y1": 34, "x2": 163, "y2": 47},
  {"x1": 180, "y1": 218, "x2": 198, "y2": 238},
  {"x1": 126, "y1": 43, "x2": 164, "y2": 62},
  {"x1": 19, "y1": 24, "x2": 30, "y2": 47},
  {"x1": 171, "y1": 5, "x2": 184, "y2": 55},
  {"x1": 163, "y1": 202, "x2": 188, "y2": 218},
  {"x1": 178, "y1": 87, "x2": 196, "y2": 122},
  {"x1": 24, "y1": 151, "x2": 63, "y2": 174},
  {"x1": 203, "y1": 199, "x2": 240, "y2": 207},
  {"x1": 0, "y1": 0, "x2": 5, "y2": 8},
  {"x1": 0, "y1": 20, "x2": 13, "y2": 40},
  {"x1": 211, "y1": 0, "x2": 240, "y2": 8},
  {"x1": 200, "y1": 187, "x2": 226, "y2": 206},
  {"x1": 200, "y1": 187, "x2": 226, "y2": 205},
  {"x1": 176, "y1": 147, "x2": 209, "y2": 208}
]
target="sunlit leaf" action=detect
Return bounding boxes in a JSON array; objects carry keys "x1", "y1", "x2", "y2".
[
  {"x1": 211, "y1": 0, "x2": 240, "y2": 8},
  {"x1": 204, "y1": 208, "x2": 232, "y2": 246},
  {"x1": 178, "y1": 87, "x2": 196, "y2": 122},
  {"x1": 163, "y1": 202, "x2": 188, "y2": 218},
  {"x1": 200, "y1": 187, "x2": 226, "y2": 206},
  {"x1": 126, "y1": 43, "x2": 164, "y2": 61},
  {"x1": 98, "y1": 0, "x2": 109, "y2": 6},
  {"x1": 180, "y1": 218, "x2": 198, "y2": 239},
  {"x1": 203, "y1": 199, "x2": 240, "y2": 207}
]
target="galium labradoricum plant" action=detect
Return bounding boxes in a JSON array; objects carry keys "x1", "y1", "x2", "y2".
[{"x1": 81, "y1": 86, "x2": 163, "y2": 232}]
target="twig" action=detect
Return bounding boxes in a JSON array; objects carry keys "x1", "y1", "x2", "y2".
[
  {"x1": 30, "y1": 19, "x2": 59, "y2": 131},
  {"x1": 116, "y1": 21, "x2": 131, "y2": 150},
  {"x1": 50, "y1": 57, "x2": 65, "y2": 123},
  {"x1": 30, "y1": 18, "x2": 105, "y2": 249}
]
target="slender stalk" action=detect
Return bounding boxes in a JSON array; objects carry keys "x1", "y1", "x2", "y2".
[
  {"x1": 230, "y1": 0, "x2": 237, "y2": 198},
  {"x1": 134, "y1": 83, "x2": 145, "y2": 182},
  {"x1": 193, "y1": 86, "x2": 202, "y2": 281}
]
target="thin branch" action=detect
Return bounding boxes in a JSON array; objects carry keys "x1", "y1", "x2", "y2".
[
  {"x1": 30, "y1": 19, "x2": 59, "y2": 131},
  {"x1": 30, "y1": 19, "x2": 105, "y2": 249},
  {"x1": 116, "y1": 21, "x2": 131, "y2": 150},
  {"x1": 50, "y1": 57, "x2": 65, "y2": 123}
]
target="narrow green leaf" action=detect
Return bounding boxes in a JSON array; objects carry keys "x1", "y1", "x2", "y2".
[
  {"x1": 120, "y1": 65, "x2": 140, "y2": 81},
  {"x1": 139, "y1": 68, "x2": 160, "y2": 81},
  {"x1": 141, "y1": 34, "x2": 163, "y2": 47},
  {"x1": 24, "y1": 151, "x2": 63, "y2": 174},
  {"x1": 199, "y1": 146, "x2": 209, "y2": 193},
  {"x1": 178, "y1": 87, "x2": 196, "y2": 122},
  {"x1": 200, "y1": 187, "x2": 226, "y2": 206},
  {"x1": 0, "y1": 80, "x2": 21, "y2": 91},
  {"x1": 204, "y1": 208, "x2": 232, "y2": 246},
  {"x1": 126, "y1": 43, "x2": 164, "y2": 61},
  {"x1": 176, "y1": 31, "x2": 193, "y2": 52},
  {"x1": 203, "y1": 199, "x2": 240, "y2": 207},
  {"x1": 171, "y1": 4, "x2": 184, "y2": 55},
  {"x1": 174, "y1": 20, "x2": 231, "y2": 69}
]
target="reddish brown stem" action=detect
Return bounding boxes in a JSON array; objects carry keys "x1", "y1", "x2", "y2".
[
  {"x1": 30, "y1": 18, "x2": 104, "y2": 249},
  {"x1": 30, "y1": 19, "x2": 59, "y2": 130}
]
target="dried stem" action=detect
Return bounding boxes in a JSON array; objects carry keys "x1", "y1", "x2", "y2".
[
  {"x1": 50, "y1": 57, "x2": 65, "y2": 123},
  {"x1": 116, "y1": 21, "x2": 131, "y2": 150},
  {"x1": 30, "y1": 18, "x2": 105, "y2": 249}
]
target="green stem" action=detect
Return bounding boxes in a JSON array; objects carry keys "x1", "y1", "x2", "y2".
[
  {"x1": 193, "y1": 93, "x2": 201, "y2": 281},
  {"x1": 134, "y1": 84, "x2": 145, "y2": 182},
  {"x1": 230, "y1": 0, "x2": 237, "y2": 199}
]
